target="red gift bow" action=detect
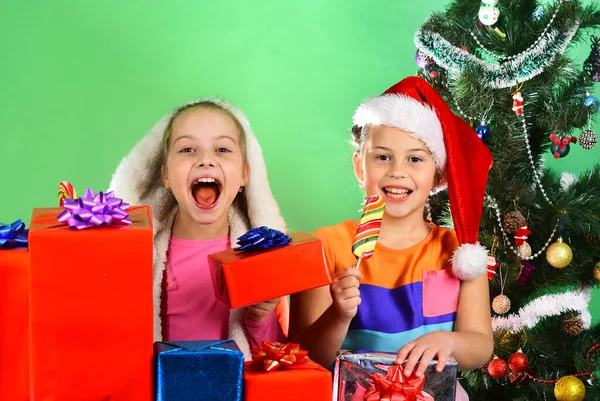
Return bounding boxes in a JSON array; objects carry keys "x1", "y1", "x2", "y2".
[
  {"x1": 364, "y1": 364, "x2": 434, "y2": 401},
  {"x1": 251, "y1": 341, "x2": 319, "y2": 372}
]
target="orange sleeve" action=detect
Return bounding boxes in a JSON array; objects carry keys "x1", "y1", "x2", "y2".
[{"x1": 313, "y1": 226, "x2": 338, "y2": 277}]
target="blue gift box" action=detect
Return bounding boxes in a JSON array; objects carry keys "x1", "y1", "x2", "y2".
[{"x1": 154, "y1": 340, "x2": 244, "y2": 401}]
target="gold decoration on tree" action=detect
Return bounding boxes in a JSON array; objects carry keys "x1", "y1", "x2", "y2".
[
  {"x1": 492, "y1": 294, "x2": 511, "y2": 314},
  {"x1": 503, "y1": 210, "x2": 527, "y2": 234},
  {"x1": 517, "y1": 242, "x2": 532, "y2": 258},
  {"x1": 492, "y1": 263, "x2": 510, "y2": 314},
  {"x1": 593, "y1": 262, "x2": 600, "y2": 283},
  {"x1": 564, "y1": 317, "x2": 583, "y2": 336},
  {"x1": 546, "y1": 237, "x2": 573, "y2": 268},
  {"x1": 554, "y1": 375, "x2": 585, "y2": 401},
  {"x1": 498, "y1": 330, "x2": 520, "y2": 349}
]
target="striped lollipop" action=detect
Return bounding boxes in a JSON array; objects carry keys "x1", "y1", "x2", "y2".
[
  {"x1": 352, "y1": 195, "x2": 385, "y2": 269},
  {"x1": 58, "y1": 181, "x2": 79, "y2": 207}
]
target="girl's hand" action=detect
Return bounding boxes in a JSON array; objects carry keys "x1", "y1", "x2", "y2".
[
  {"x1": 246, "y1": 297, "x2": 280, "y2": 322},
  {"x1": 395, "y1": 331, "x2": 456, "y2": 377},
  {"x1": 330, "y1": 267, "x2": 363, "y2": 321}
]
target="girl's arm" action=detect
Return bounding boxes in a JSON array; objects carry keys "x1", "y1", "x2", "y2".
[
  {"x1": 244, "y1": 298, "x2": 286, "y2": 347},
  {"x1": 450, "y1": 272, "x2": 495, "y2": 369},
  {"x1": 396, "y1": 273, "x2": 494, "y2": 377},
  {"x1": 289, "y1": 267, "x2": 363, "y2": 368}
]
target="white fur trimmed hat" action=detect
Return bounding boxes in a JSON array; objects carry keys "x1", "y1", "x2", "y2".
[{"x1": 353, "y1": 76, "x2": 494, "y2": 280}]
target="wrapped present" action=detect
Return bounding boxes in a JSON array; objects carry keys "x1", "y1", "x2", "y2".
[
  {"x1": 154, "y1": 340, "x2": 244, "y2": 401},
  {"x1": 334, "y1": 353, "x2": 458, "y2": 401},
  {"x1": 28, "y1": 204, "x2": 153, "y2": 401},
  {"x1": 208, "y1": 228, "x2": 331, "y2": 308},
  {"x1": 0, "y1": 219, "x2": 30, "y2": 401},
  {"x1": 244, "y1": 341, "x2": 332, "y2": 401}
]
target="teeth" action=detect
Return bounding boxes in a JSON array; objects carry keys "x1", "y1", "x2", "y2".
[
  {"x1": 196, "y1": 177, "x2": 217, "y2": 184},
  {"x1": 385, "y1": 188, "x2": 409, "y2": 195}
]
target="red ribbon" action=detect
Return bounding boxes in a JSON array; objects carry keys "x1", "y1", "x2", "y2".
[
  {"x1": 363, "y1": 365, "x2": 434, "y2": 401},
  {"x1": 250, "y1": 341, "x2": 319, "y2": 372}
]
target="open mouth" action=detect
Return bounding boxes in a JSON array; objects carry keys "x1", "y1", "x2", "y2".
[
  {"x1": 191, "y1": 177, "x2": 222, "y2": 208},
  {"x1": 383, "y1": 187, "x2": 412, "y2": 200}
]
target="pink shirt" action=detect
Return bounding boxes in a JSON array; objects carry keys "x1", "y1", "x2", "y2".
[{"x1": 164, "y1": 236, "x2": 285, "y2": 347}]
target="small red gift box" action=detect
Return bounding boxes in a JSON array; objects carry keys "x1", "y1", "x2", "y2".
[
  {"x1": 28, "y1": 206, "x2": 154, "y2": 401},
  {"x1": 208, "y1": 231, "x2": 331, "y2": 308},
  {"x1": 0, "y1": 249, "x2": 30, "y2": 401},
  {"x1": 244, "y1": 342, "x2": 332, "y2": 401}
]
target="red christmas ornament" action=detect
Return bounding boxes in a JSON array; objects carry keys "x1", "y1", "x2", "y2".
[
  {"x1": 512, "y1": 91, "x2": 524, "y2": 116},
  {"x1": 562, "y1": 137, "x2": 571, "y2": 145},
  {"x1": 508, "y1": 349, "x2": 529, "y2": 372},
  {"x1": 554, "y1": 152, "x2": 560, "y2": 158},
  {"x1": 487, "y1": 255, "x2": 500, "y2": 280},
  {"x1": 571, "y1": 136, "x2": 577, "y2": 144},
  {"x1": 461, "y1": 46, "x2": 468, "y2": 51},
  {"x1": 514, "y1": 224, "x2": 532, "y2": 245},
  {"x1": 488, "y1": 357, "x2": 509, "y2": 378},
  {"x1": 429, "y1": 71, "x2": 438, "y2": 78},
  {"x1": 549, "y1": 132, "x2": 557, "y2": 141}
]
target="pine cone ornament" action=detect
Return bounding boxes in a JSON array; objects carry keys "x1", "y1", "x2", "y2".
[
  {"x1": 503, "y1": 211, "x2": 527, "y2": 234},
  {"x1": 564, "y1": 317, "x2": 583, "y2": 336}
]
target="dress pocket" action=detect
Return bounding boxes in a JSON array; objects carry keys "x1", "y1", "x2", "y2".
[{"x1": 422, "y1": 268, "x2": 460, "y2": 317}]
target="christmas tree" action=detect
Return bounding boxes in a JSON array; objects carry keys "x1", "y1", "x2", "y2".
[{"x1": 414, "y1": 1, "x2": 600, "y2": 400}]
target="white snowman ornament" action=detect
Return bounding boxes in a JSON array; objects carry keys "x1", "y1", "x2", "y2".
[{"x1": 479, "y1": 0, "x2": 500, "y2": 26}]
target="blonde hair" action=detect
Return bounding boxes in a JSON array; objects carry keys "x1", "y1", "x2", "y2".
[
  {"x1": 161, "y1": 102, "x2": 247, "y2": 165},
  {"x1": 140, "y1": 101, "x2": 249, "y2": 215}
]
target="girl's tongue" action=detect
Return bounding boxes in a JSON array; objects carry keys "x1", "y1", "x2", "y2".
[{"x1": 192, "y1": 182, "x2": 220, "y2": 206}]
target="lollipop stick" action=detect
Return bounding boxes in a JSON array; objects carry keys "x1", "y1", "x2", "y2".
[{"x1": 355, "y1": 257, "x2": 363, "y2": 270}]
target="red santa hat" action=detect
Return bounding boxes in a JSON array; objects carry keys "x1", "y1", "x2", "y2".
[{"x1": 353, "y1": 76, "x2": 494, "y2": 280}]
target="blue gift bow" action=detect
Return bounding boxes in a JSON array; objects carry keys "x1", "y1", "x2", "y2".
[
  {"x1": 234, "y1": 226, "x2": 291, "y2": 252},
  {"x1": 0, "y1": 219, "x2": 29, "y2": 250}
]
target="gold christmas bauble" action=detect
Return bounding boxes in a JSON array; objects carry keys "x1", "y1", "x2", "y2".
[
  {"x1": 492, "y1": 294, "x2": 511, "y2": 314},
  {"x1": 554, "y1": 375, "x2": 585, "y2": 401},
  {"x1": 546, "y1": 238, "x2": 573, "y2": 268},
  {"x1": 517, "y1": 242, "x2": 532, "y2": 258},
  {"x1": 593, "y1": 262, "x2": 600, "y2": 283}
]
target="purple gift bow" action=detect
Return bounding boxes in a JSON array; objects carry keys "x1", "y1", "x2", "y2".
[{"x1": 57, "y1": 188, "x2": 132, "y2": 229}]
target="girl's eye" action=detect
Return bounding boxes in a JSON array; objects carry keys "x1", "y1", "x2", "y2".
[
  {"x1": 376, "y1": 155, "x2": 390, "y2": 161},
  {"x1": 179, "y1": 147, "x2": 194, "y2": 153},
  {"x1": 216, "y1": 147, "x2": 231, "y2": 153},
  {"x1": 409, "y1": 156, "x2": 423, "y2": 163}
]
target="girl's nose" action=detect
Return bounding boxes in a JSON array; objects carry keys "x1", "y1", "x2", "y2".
[
  {"x1": 196, "y1": 151, "x2": 216, "y2": 167},
  {"x1": 388, "y1": 161, "x2": 408, "y2": 178}
]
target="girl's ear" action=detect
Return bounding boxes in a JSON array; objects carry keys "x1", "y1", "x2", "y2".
[
  {"x1": 241, "y1": 162, "x2": 250, "y2": 187},
  {"x1": 353, "y1": 151, "x2": 365, "y2": 185}
]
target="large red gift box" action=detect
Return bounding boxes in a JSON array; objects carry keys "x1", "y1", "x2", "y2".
[
  {"x1": 28, "y1": 206, "x2": 154, "y2": 401},
  {"x1": 0, "y1": 249, "x2": 30, "y2": 401},
  {"x1": 208, "y1": 232, "x2": 331, "y2": 308}
]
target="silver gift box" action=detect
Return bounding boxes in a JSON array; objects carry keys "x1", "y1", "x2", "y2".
[{"x1": 333, "y1": 353, "x2": 457, "y2": 401}]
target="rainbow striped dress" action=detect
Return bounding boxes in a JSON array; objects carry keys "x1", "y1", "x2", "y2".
[{"x1": 314, "y1": 220, "x2": 461, "y2": 353}]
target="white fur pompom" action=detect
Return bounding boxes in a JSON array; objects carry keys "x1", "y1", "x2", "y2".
[{"x1": 451, "y1": 243, "x2": 488, "y2": 280}]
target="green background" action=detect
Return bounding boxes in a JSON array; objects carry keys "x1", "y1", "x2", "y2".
[{"x1": 1, "y1": 1, "x2": 598, "y2": 320}]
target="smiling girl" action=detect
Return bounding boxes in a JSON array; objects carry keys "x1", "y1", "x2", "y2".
[{"x1": 290, "y1": 77, "x2": 494, "y2": 399}]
